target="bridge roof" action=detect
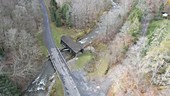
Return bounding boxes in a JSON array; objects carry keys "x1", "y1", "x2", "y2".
[{"x1": 61, "y1": 36, "x2": 83, "y2": 54}]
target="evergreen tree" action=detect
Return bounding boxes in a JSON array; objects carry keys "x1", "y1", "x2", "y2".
[
  {"x1": 49, "y1": 0, "x2": 72, "y2": 27},
  {"x1": 55, "y1": 10, "x2": 62, "y2": 27},
  {"x1": 0, "y1": 75, "x2": 20, "y2": 96}
]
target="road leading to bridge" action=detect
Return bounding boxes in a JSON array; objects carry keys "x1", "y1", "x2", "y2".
[{"x1": 39, "y1": 0, "x2": 80, "y2": 96}]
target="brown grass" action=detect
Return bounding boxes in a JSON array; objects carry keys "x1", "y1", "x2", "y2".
[
  {"x1": 108, "y1": 70, "x2": 159, "y2": 96},
  {"x1": 108, "y1": 33, "x2": 133, "y2": 66}
]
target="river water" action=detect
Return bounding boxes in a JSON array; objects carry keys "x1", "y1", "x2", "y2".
[{"x1": 24, "y1": 60, "x2": 55, "y2": 96}]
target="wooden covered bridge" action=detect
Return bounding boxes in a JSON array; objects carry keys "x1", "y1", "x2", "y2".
[{"x1": 60, "y1": 35, "x2": 84, "y2": 55}]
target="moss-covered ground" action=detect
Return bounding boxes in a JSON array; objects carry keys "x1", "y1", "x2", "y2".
[
  {"x1": 50, "y1": 75, "x2": 64, "y2": 96},
  {"x1": 73, "y1": 51, "x2": 93, "y2": 70},
  {"x1": 36, "y1": 31, "x2": 48, "y2": 56}
]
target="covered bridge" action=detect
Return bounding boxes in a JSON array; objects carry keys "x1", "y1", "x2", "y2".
[{"x1": 60, "y1": 35, "x2": 84, "y2": 55}]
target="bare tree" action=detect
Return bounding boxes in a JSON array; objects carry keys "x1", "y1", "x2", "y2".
[
  {"x1": 0, "y1": 0, "x2": 44, "y2": 90},
  {"x1": 70, "y1": 0, "x2": 112, "y2": 29}
]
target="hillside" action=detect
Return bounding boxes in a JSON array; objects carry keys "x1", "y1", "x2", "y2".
[{"x1": 0, "y1": 0, "x2": 44, "y2": 93}]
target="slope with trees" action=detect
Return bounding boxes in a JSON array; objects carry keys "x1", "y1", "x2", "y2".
[{"x1": 0, "y1": 0, "x2": 44, "y2": 92}]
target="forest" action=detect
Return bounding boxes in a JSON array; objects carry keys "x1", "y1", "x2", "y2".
[{"x1": 0, "y1": 0, "x2": 170, "y2": 96}]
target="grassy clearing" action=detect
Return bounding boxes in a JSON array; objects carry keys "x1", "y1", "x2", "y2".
[
  {"x1": 88, "y1": 58, "x2": 109, "y2": 77},
  {"x1": 72, "y1": 51, "x2": 93, "y2": 70},
  {"x1": 92, "y1": 38, "x2": 108, "y2": 52},
  {"x1": 50, "y1": 75, "x2": 64, "y2": 96},
  {"x1": 36, "y1": 32, "x2": 48, "y2": 56},
  {"x1": 51, "y1": 23, "x2": 73, "y2": 48},
  {"x1": 51, "y1": 23, "x2": 87, "y2": 48}
]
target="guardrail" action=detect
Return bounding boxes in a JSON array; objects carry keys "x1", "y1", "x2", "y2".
[{"x1": 50, "y1": 48, "x2": 80, "y2": 96}]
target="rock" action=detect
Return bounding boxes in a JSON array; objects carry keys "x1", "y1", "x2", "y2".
[
  {"x1": 84, "y1": 46, "x2": 95, "y2": 53},
  {"x1": 96, "y1": 86, "x2": 100, "y2": 89}
]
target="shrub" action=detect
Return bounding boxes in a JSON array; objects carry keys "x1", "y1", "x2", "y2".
[
  {"x1": 147, "y1": 20, "x2": 168, "y2": 46},
  {"x1": 143, "y1": 19, "x2": 170, "y2": 87},
  {"x1": 0, "y1": 48, "x2": 4, "y2": 57},
  {"x1": 127, "y1": 7, "x2": 143, "y2": 42},
  {"x1": 128, "y1": 7, "x2": 143, "y2": 23}
]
